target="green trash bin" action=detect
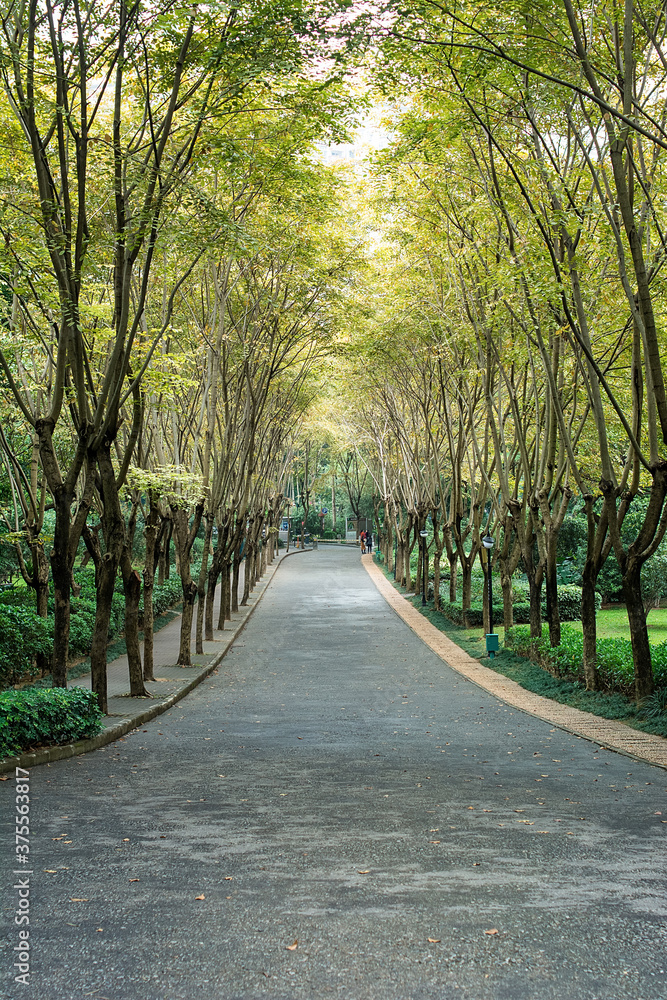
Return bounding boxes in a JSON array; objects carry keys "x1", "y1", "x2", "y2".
[{"x1": 485, "y1": 633, "x2": 500, "y2": 659}]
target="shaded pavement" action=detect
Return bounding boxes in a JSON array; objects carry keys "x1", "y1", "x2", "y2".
[{"x1": 1, "y1": 546, "x2": 666, "y2": 1000}]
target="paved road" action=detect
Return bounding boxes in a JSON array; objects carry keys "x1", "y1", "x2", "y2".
[{"x1": 1, "y1": 547, "x2": 666, "y2": 1000}]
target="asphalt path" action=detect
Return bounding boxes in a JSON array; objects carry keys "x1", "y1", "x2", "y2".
[{"x1": 1, "y1": 546, "x2": 666, "y2": 1000}]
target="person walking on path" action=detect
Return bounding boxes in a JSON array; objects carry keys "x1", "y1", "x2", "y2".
[
  {"x1": 359, "y1": 530, "x2": 366, "y2": 555},
  {"x1": 366, "y1": 531, "x2": 373, "y2": 555}
]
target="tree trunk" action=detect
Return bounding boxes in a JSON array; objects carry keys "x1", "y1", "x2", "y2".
[
  {"x1": 89, "y1": 554, "x2": 116, "y2": 714},
  {"x1": 218, "y1": 560, "x2": 231, "y2": 628},
  {"x1": 232, "y1": 548, "x2": 242, "y2": 613},
  {"x1": 404, "y1": 523, "x2": 415, "y2": 592},
  {"x1": 88, "y1": 446, "x2": 127, "y2": 713},
  {"x1": 581, "y1": 563, "x2": 599, "y2": 690},
  {"x1": 482, "y1": 555, "x2": 490, "y2": 635},
  {"x1": 158, "y1": 520, "x2": 172, "y2": 585},
  {"x1": 433, "y1": 545, "x2": 443, "y2": 610},
  {"x1": 121, "y1": 552, "x2": 148, "y2": 697},
  {"x1": 143, "y1": 512, "x2": 157, "y2": 682},
  {"x1": 171, "y1": 504, "x2": 203, "y2": 667},
  {"x1": 623, "y1": 558, "x2": 655, "y2": 701},
  {"x1": 528, "y1": 569, "x2": 543, "y2": 639},
  {"x1": 178, "y1": 580, "x2": 198, "y2": 665},
  {"x1": 195, "y1": 513, "x2": 214, "y2": 654},
  {"x1": 461, "y1": 558, "x2": 473, "y2": 614},
  {"x1": 241, "y1": 543, "x2": 252, "y2": 606},
  {"x1": 225, "y1": 560, "x2": 233, "y2": 621},
  {"x1": 205, "y1": 549, "x2": 222, "y2": 640},
  {"x1": 501, "y1": 571, "x2": 514, "y2": 630},
  {"x1": 544, "y1": 532, "x2": 561, "y2": 647},
  {"x1": 50, "y1": 488, "x2": 75, "y2": 687},
  {"x1": 448, "y1": 556, "x2": 457, "y2": 603},
  {"x1": 30, "y1": 540, "x2": 50, "y2": 675}
]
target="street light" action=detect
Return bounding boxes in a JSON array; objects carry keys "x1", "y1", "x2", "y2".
[
  {"x1": 481, "y1": 534, "x2": 499, "y2": 659},
  {"x1": 419, "y1": 528, "x2": 428, "y2": 606}
]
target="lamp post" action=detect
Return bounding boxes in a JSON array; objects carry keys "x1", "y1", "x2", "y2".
[
  {"x1": 481, "y1": 533, "x2": 499, "y2": 659},
  {"x1": 419, "y1": 528, "x2": 428, "y2": 606}
]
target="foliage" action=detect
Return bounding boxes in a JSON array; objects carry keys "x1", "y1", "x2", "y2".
[
  {"x1": 505, "y1": 625, "x2": 667, "y2": 695},
  {"x1": 439, "y1": 586, "x2": 598, "y2": 627},
  {"x1": 0, "y1": 687, "x2": 103, "y2": 759},
  {"x1": 0, "y1": 571, "x2": 183, "y2": 689},
  {"x1": 141, "y1": 578, "x2": 183, "y2": 619},
  {"x1": 0, "y1": 606, "x2": 52, "y2": 688}
]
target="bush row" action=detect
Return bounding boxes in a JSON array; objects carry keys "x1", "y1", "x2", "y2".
[
  {"x1": 0, "y1": 577, "x2": 183, "y2": 689},
  {"x1": 505, "y1": 623, "x2": 667, "y2": 694},
  {"x1": 0, "y1": 687, "x2": 103, "y2": 760},
  {"x1": 438, "y1": 586, "x2": 599, "y2": 628}
]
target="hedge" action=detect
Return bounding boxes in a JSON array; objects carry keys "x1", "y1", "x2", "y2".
[
  {"x1": 505, "y1": 623, "x2": 667, "y2": 694},
  {"x1": 0, "y1": 606, "x2": 52, "y2": 689},
  {"x1": 1, "y1": 576, "x2": 183, "y2": 689},
  {"x1": 0, "y1": 687, "x2": 103, "y2": 759},
  {"x1": 140, "y1": 577, "x2": 182, "y2": 618},
  {"x1": 438, "y1": 586, "x2": 599, "y2": 628}
]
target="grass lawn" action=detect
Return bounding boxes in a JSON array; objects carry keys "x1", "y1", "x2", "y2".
[
  {"x1": 569, "y1": 606, "x2": 667, "y2": 643},
  {"x1": 468, "y1": 607, "x2": 667, "y2": 645}
]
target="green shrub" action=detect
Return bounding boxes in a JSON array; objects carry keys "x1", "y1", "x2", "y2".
[
  {"x1": 505, "y1": 623, "x2": 667, "y2": 694},
  {"x1": 439, "y1": 587, "x2": 595, "y2": 629},
  {"x1": 509, "y1": 583, "x2": 599, "y2": 619},
  {"x1": 0, "y1": 687, "x2": 103, "y2": 759},
  {"x1": 0, "y1": 564, "x2": 184, "y2": 689},
  {"x1": 142, "y1": 577, "x2": 182, "y2": 618},
  {"x1": 438, "y1": 601, "x2": 484, "y2": 627},
  {"x1": 0, "y1": 606, "x2": 52, "y2": 688}
]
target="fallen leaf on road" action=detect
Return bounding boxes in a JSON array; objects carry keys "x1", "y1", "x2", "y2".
[
  {"x1": 96, "y1": 928, "x2": 103, "y2": 932},
  {"x1": 472, "y1": 863, "x2": 480, "y2": 866},
  {"x1": 195, "y1": 895, "x2": 205, "y2": 900},
  {"x1": 286, "y1": 940, "x2": 298, "y2": 951},
  {"x1": 224, "y1": 876, "x2": 233, "y2": 881},
  {"x1": 0, "y1": 775, "x2": 8, "y2": 781},
  {"x1": 484, "y1": 929, "x2": 499, "y2": 936},
  {"x1": 129, "y1": 878, "x2": 140, "y2": 882},
  {"x1": 357, "y1": 870, "x2": 371, "y2": 874},
  {"x1": 70, "y1": 898, "x2": 89, "y2": 902},
  {"x1": 427, "y1": 938, "x2": 440, "y2": 943},
  {"x1": 122, "y1": 838, "x2": 130, "y2": 842},
  {"x1": 44, "y1": 870, "x2": 57, "y2": 873},
  {"x1": 429, "y1": 840, "x2": 441, "y2": 844}
]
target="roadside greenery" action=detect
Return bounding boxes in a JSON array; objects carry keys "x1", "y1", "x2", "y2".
[
  {"x1": 0, "y1": 688, "x2": 103, "y2": 760},
  {"x1": 379, "y1": 560, "x2": 667, "y2": 739},
  {"x1": 1, "y1": 1, "x2": 667, "y2": 730}
]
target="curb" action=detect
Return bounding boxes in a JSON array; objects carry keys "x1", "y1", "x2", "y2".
[
  {"x1": 0, "y1": 547, "x2": 311, "y2": 774},
  {"x1": 362, "y1": 555, "x2": 667, "y2": 771}
]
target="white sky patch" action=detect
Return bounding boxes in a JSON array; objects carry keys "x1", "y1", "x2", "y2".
[{"x1": 317, "y1": 108, "x2": 390, "y2": 167}]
